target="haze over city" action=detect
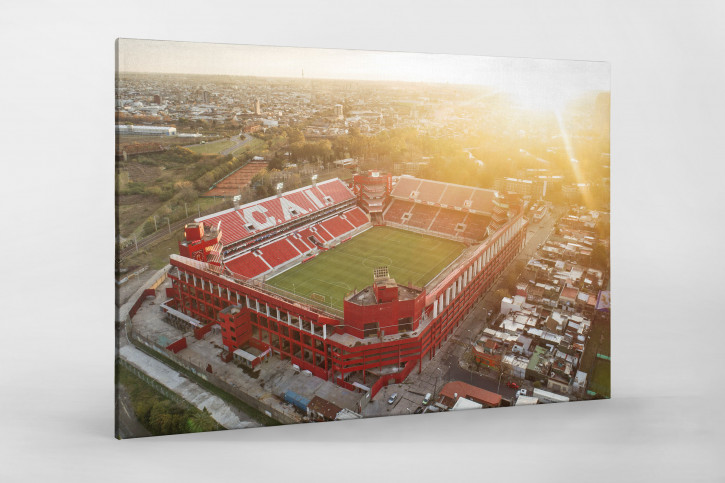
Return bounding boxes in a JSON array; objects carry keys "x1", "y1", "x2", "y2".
[{"x1": 118, "y1": 39, "x2": 609, "y2": 113}]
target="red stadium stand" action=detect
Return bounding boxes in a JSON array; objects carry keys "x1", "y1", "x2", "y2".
[
  {"x1": 390, "y1": 177, "x2": 422, "y2": 199},
  {"x1": 286, "y1": 234, "x2": 313, "y2": 254},
  {"x1": 313, "y1": 225, "x2": 333, "y2": 242},
  {"x1": 469, "y1": 189, "x2": 496, "y2": 213},
  {"x1": 406, "y1": 204, "x2": 439, "y2": 229},
  {"x1": 317, "y1": 179, "x2": 356, "y2": 203},
  {"x1": 430, "y1": 209, "x2": 467, "y2": 236},
  {"x1": 259, "y1": 239, "x2": 300, "y2": 268},
  {"x1": 226, "y1": 252, "x2": 271, "y2": 278},
  {"x1": 439, "y1": 183, "x2": 472, "y2": 208},
  {"x1": 320, "y1": 215, "x2": 355, "y2": 238},
  {"x1": 383, "y1": 199, "x2": 413, "y2": 224},
  {"x1": 417, "y1": 179, "x2": 446, "y2": 203},
  {"x1": 389, "y1": 177, "x2": 496, "y2": 215},
  {"x1": 197, "y1": 178, "x2": 355, "y2": 246},
  {"x1": 462, "y1": 213, "x2": 490, "y2": 240},
  {"x1": 343, "y1": 207, "x2": 370, "y2": 228}
]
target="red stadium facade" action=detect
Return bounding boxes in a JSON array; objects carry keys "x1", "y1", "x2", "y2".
[{"x1": 163, "y1": 175, "x2": 528, "y2": 397}]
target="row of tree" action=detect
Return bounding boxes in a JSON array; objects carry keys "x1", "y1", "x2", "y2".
[{"x1": 119, "y1": 366, "x2": 221, "y2": 436}]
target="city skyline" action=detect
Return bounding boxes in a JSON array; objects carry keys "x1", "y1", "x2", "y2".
[{"x1": 118, "y1": 39, "x2": 610, "y2": 113}]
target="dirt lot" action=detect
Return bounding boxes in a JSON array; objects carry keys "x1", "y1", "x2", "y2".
[{"x1": 205, "y1": 161, "x2": 268, "y2": 197}]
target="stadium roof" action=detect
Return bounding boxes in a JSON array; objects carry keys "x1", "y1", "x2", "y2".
[
  {"x1": 390, "y1": 176, "x2": 497, "y2": 214},
  {"x1": 196, "y1": 178, "x2": 355, "y2": 246}
]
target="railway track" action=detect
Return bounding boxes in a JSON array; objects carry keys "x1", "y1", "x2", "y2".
[{"x1": 117, "y1": 202, "x2": 229, "y2": 263}]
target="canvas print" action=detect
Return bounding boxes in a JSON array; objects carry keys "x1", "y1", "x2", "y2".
[{"x1": 115, "y1": 39, "x2": 610, "y2": 438}]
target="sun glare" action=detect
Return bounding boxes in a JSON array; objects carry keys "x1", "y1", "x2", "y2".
[{"x1": 511, "y1": 85, "x2": 572, "y2": 113}]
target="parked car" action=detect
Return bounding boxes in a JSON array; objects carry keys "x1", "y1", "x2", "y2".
[
  {"x1": 506, "y1": 382, "x2": 520, "y2": 390},
  {"x1": 422, "y1": 393, "x2": 432, "y2": 405},
  {"x1": 387, "y1": 393, "x2": 398, "y2": 404},
  {"x1": 516, "y1": 389, "x2": 528, "y2": 397}
]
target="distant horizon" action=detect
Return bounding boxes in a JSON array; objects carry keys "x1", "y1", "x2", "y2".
[{"x1": 118, "y1": 39, "x2": 610, "y2": 112}]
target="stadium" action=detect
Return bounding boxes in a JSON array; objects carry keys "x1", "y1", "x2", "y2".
[{"x1": 164, "y1": 170, "x2": 528, "y2": 397}]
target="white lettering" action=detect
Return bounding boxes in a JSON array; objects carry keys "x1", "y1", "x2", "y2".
[
  {"x1": 243, "y1": 205, "x2": 276, "y2": 230},
  {"x1": 304, "y1": 189, "x2": 325, "y2": 209},
  {"x1": 279, "y1": 197, "x2": 308, "y2": 221}
]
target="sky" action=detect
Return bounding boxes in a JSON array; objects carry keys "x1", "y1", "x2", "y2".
[{"x1": 117, "y1": 39, "x2": 610, "y2": 111}]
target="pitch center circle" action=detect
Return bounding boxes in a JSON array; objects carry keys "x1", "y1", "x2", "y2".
[{"x1": 362, "y1": 255, "x2": 394, "y2": 268}]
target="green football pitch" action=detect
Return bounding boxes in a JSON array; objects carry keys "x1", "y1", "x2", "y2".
[{"x1": 266, "y1": 226, "x2": 465, "y2": 310}]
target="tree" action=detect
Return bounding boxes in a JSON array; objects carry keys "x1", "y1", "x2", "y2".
[
  {"x1": 187, "y1": 407, "x2": 218, "y2": 433},
  {"x1": 141, "y1": 220, "x2": 156, "y2": 236},
  {"x1": 149, "y1": 400, "x2": 176, "y2": 434}
]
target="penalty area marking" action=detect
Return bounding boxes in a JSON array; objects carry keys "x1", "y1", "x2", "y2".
[
  {"x1": 310, "y1": 292, "x2": 327, "y2": 303},
  {"x1": 312, "y1": 278, "x2": 353, "y2": 292}
]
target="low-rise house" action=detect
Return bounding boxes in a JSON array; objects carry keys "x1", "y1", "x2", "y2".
[
  {"x1": 526, "y1": 346, "x2": 552, "y2": 383},
  {"x1": 439, "y1": 381, "x2": 502, "y2": 409},
  {"x1": 472, "y1": 337, "x2": 504, "y2": 369},
  {"x1": 502, "y1": 354, "x2": 530, "y2": 379},
  {"x1": 307, "y1": 396, "x2": 343, "y2": 422}
]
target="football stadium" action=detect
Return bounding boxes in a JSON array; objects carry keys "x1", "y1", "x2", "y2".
[{"x1": 163, "y1": 170, "x2": 528, "y2": 397}]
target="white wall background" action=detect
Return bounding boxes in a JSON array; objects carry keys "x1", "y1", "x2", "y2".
[{"x1": 1, "y1": 1, "x2": 723, "y2": 481}]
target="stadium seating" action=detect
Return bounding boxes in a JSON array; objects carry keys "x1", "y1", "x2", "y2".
[
  {"x1": 389, "y1": 177, "x2": 496, "y2": 214},
  {"x1": 430, "y1": 209, "x2": 467, "y2": 236},
  {"x1": 316, "y1": 179, "x2": 355, "y2": 203},
  {"x1": 197, "y1": 178, "x2": 355, "y2": 245},
  {"x1": 462, "y1": 213, "x2": 490, "y2": 240},
  {"x1": 201, "y1": 210, "x2": 252, "y2": 246},
  {"x1": 383, "y1": 199, "x2": 412, "y2": 224},
  {"x1": 314, "y1": 225, "x2": 335, "y2": 242},
  {"x1": 285, "y1": 190, "x2": 319, "y2": 212},
  {"x1": 406, "y1": 204, "x2": 439, "y2": 229},
  {"x1": 343, "y1": 207, "x2": 370, "y2": 228},
  {"x1": 390, "y1": 177, "x2": 422, "y2": 198},
  {"x1": 226, "y1": 252, "x2": 271, "y2": 279},
  {"x1": 320, "y1": 215, "x2": 356, "y2": 238},
  {"x1": 439, "y1": 184, "x2": 472, "y2": 208},
  {"x1": 469, "y1": 189, "x2": 496, "y2": 213},
  {"x1": 259, "y1": 239, "x2": 300, "y2": 268},
  {"x1": 286, "y1": 234, "x2": 313, "y2": 254},
  {"x1": 417, "y1": 180, "x2": 446, "y2": 203}
]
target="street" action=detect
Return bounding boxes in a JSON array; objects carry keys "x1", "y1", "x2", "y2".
[
  {"x1": 378, "y1": 208, "x2": 560, "y2": 415},
  {"x1": 220, "y1": 133, "x2": 254, "y2": 155}
]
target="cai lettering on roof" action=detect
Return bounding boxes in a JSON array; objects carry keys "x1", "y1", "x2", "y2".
[{"x1": 197, "y1": 179, "x2": 354, "y2": 245}]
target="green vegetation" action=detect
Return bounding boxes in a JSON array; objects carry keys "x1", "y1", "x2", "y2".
[
  {"x1": 123, "y1": 228, "x2": 186, "y2": 270},
  {"x1": 231, "y1": 137, "x2": 266, "y2": 157},
  {"x1": 590, "y1": 358, "x2": 611, "y2": 398},
  {"x1": 116, "y1": 146, "x2": 253, "y2": 240},
  {"x1": 580, "y1": 319, "x2": 611, "y2": 398},
  {"x1": 186, "y1": 138, "x2": 236, "y2": 155},
  {"x1": 267, "y1": 227, "x2": 465, "y2": 310},
  {"x1": 116, "y1": 364, "x2": 222, "y2": 436},
  {"x1": 130, "y1": 341, "x2": 280, "y2": 427}
]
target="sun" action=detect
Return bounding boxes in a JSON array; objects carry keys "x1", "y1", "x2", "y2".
[
  {"x1": 509, "y1": 84, "x2": 573, "y2": 114},
  {"x1": 513, "y1": 86, "x2": 571, "y2": 113}
]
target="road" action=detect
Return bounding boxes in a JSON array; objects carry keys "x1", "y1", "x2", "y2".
[
  {"x1": 380, "y1": 208, "x2": 561, "y2": 414},
  {"x1": 220, "y1": 133, "x2": 254, "y2": 156}
]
